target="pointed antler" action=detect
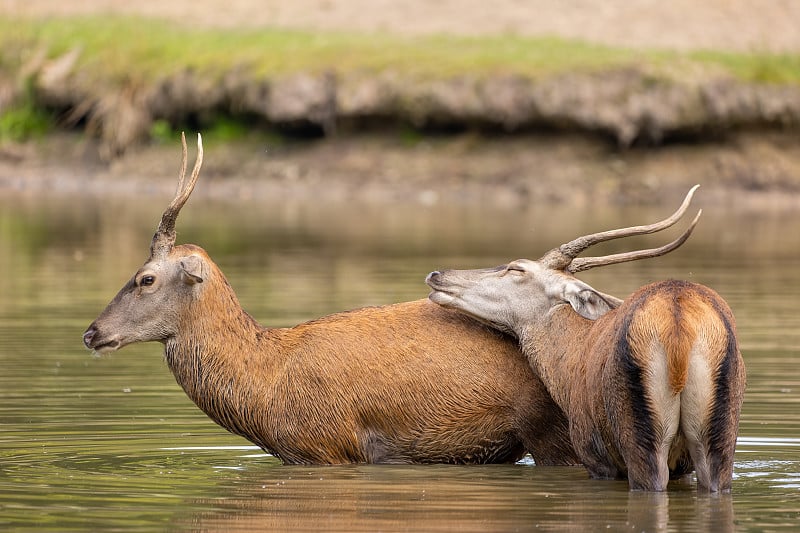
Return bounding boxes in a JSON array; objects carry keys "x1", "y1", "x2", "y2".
[
  {"x1": 149, "y1": 132, "x2": 204, "y2": 259},
  {"x1": 540, "y1": 185, "x2": 700, "y2": 272},
  {"x1": 567, "y1": 210, "x2": 702, "y2": 273}
]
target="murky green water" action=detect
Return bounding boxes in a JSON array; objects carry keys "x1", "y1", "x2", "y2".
[{"x1": 1, "y1": 189, "x2": 798, "y2": 531}]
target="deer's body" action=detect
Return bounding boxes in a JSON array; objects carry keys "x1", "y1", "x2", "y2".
[
  {"x1": 161, "y1": 248, "x2": 574, "y2": 465},
  {"x1": 83, "y1": 135, "x2": 577, "y2": 466},
  {"x1": 427, "y1": 187, "x2": 746, "y2": 491},
  {"x1": 519, "y1": 280, "x2": 744, "y2": 490}
]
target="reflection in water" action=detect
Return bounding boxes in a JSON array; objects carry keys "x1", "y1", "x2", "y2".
[
  {"x1": 178, "y1": 463, "x2": 737, "y2": 532},
  {"x1": 628, "y1": 491, "x2": 736, "y2": 533},
  {"x1": 1, "y1": 191, "x2": 799, "y2": 530}
]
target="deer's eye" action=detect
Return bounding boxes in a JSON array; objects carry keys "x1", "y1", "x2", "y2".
[
  {"x1": 506, "y1": 264, "x2": 526, "y2": 274},
  {"x1": 140, "y1": 275, "x2": 156, "y2": 287}
]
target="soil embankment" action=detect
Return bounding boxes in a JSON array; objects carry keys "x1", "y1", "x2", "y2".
[
  {"x1": 19, "y1": 57, "x2": 800, "y2": 157},
  {"x1": 2, "y1": 1, "x2": 800, "y2": 206}
]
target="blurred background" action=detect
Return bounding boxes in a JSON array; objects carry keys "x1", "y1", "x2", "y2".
[
  {"x1": 1, "y1": 2, "x2": 799, "y2": 531},
  {"x1": 1, "y1": 0, "x2": 800, "y2": 205}
]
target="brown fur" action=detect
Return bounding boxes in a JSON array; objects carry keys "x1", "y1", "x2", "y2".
[
  {"x1": 426, "y1": 187, "x2": 743, "y2": 490},
  {"x1": 528, "y1": 280, "x2": 745, "y2": 491},
  {"x1": 85, "y1": 244, "x2": 578, "y2": 465}
]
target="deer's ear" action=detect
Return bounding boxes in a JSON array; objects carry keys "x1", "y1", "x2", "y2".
[
  {"x1": 180, "y1": 255, "x2": 204, "y2": 285},
  {"x1": 562, "y1": 279, "x2": 615, "y2": 320}
]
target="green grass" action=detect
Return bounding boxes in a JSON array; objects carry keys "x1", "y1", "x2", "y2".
[
  {"x1": 689, "y1": 50, "x2": 800, "y2": 84},
  {"x1": 0, "y1": 81, "x2": 53, "y2": 141},
  {"x1": 0, "y1": 103, "x2": 50, "y2": 141},
  {"x1": 149, "y1": 116, "x2": 262, "y2": 144},
  {"x1": 0, "y1": 16, "x2": 635, "y2": 82},
  {"x1": 1, "y1": 15, "x2": 797, "y2": 86}
]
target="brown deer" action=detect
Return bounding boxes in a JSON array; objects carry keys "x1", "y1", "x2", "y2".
[
  {"x1": 426, "y1": 187, "x2": 746, "y2": 491},
  {"x1": 82, "y1": 133, "x2": 578, "y2": 466}
]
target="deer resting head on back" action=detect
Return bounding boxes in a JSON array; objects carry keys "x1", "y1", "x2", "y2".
[
  {"x1": 427, "y1": 188, "x2": 746, "y2": 491},
  {"x1": 82, "y1": 133, "x2": 578, "y2": 466}
]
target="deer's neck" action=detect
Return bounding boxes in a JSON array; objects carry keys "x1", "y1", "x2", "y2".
[
  {"x1": 518, "y1": 305, "x2": 599, "y2": 413},
  {"x1": 163, "y1": 277, "x2": 279, "y2": 441}
]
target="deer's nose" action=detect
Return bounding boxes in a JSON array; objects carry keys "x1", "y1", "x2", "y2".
[
  {"x1": 426, "y1": 271, "x2": 442, "y2": 283},
  {"x1": 83, "y1": 326, "x2": 97, "y2": 349}
]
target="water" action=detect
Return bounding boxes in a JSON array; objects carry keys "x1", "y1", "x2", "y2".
[{"x1": 1, "y1": 189, "x2": 799, "y2": 531}]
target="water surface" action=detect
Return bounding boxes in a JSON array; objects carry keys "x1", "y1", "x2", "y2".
[{"x1": 1, "y1": 190, "x2": 798, "y2": 531}]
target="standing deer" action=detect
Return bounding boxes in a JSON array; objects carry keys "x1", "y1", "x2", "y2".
[
  {"x1": 426, "y1": 187, "x2": 746, "y2": 491},
  {"x1": 82, "y1": 133, "x2": 578, "y2": 466}
]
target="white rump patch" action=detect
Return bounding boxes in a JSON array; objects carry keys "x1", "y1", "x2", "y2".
[
  {"x1": 681, "y1": 340, "x2": 713, "y2": 439},
  {"x1": 643, "y1": 340, "x2": 682, "y2": 487},
  {"x1": 681, "y1": 337, "x2": 715, "y2": 486}
]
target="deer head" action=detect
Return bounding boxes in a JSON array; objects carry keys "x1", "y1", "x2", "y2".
[
  {"x1": 426, "y1": 186, "x2": 701, "y2": 334},
  {"x1": 83, "y1": 133, "x2": 205, "y2": 354}
]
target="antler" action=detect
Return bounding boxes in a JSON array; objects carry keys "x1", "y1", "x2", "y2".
[
  {"x1": 539, "y1": 185, "x2": 700, "y2": 272},
  {"x1": 567, "y1": 210, "x2": 702, "y2": 273},
  {"x1": 149, "y1": 132, "x2": 204, "y2": 259}
]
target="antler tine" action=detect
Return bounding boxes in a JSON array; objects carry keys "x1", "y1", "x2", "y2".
[
  {"x1": 174, "y1": 131, "x2": 188, "y2": 197},
  {"x1": 166, "y1": 132, "x2": 203, "y2": 215},
  {"x1": 567, "y1": 209, "x2": 702, "y2": 273},
  {"x1": 540, "y1": 184, "x2": 700, "y2": 270},
  {"x1": 149, "y1": 133, "x2": 204, "y2": 259}
]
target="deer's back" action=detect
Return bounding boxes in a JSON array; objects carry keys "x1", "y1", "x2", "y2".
[{"x1": 260, "y1": 299, "x2": 574, "y2": 464}]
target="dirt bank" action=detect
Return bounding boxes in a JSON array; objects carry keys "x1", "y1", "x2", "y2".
[
  {"x1": 2, "y1": 2, "x2": 800, "y2": 206},
  {"x1": 3, "y1": 2, "x2": 800, "y2": 158},
  {"x1": 4, "y1": 129, "x2": 800, "y2": 208},
  {"x1": 4, "y1": 48, "x2": 796, "y2": 160},
  {"x1": 4, "y1": 49, "x2": 799, "y2": 206}
]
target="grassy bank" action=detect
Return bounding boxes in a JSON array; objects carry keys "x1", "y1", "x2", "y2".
[
  {"x1": 2, "y1": 16, "x2": 800, "y2": 83},
  {"x1": 1, "y1": 16, "x2": 800, "y2": 150},
  {"x1": 0, "y1": 17, "x2": 634, "y2": 81}
]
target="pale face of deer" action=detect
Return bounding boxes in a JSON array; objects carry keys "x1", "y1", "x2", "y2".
[
  {"x1": 427, "y1": 186, "x2": 702, "y2": 334},
  {"x1": 83, "y1": 248, "x2": 205, "y2": 354},
  {"x1": 426, "y1": 260, "x2": 616, "y2": 335},
  {"x1": 84, "y1": 133, "x2": 206, "y2": 355}
]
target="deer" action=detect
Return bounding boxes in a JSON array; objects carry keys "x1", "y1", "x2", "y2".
[
  {"x1": 82, "y1": 133, "x2": 578, "y2": 466},
  {"x1": 426, "y1": 186, "x2": 746, "y2": 491}
]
